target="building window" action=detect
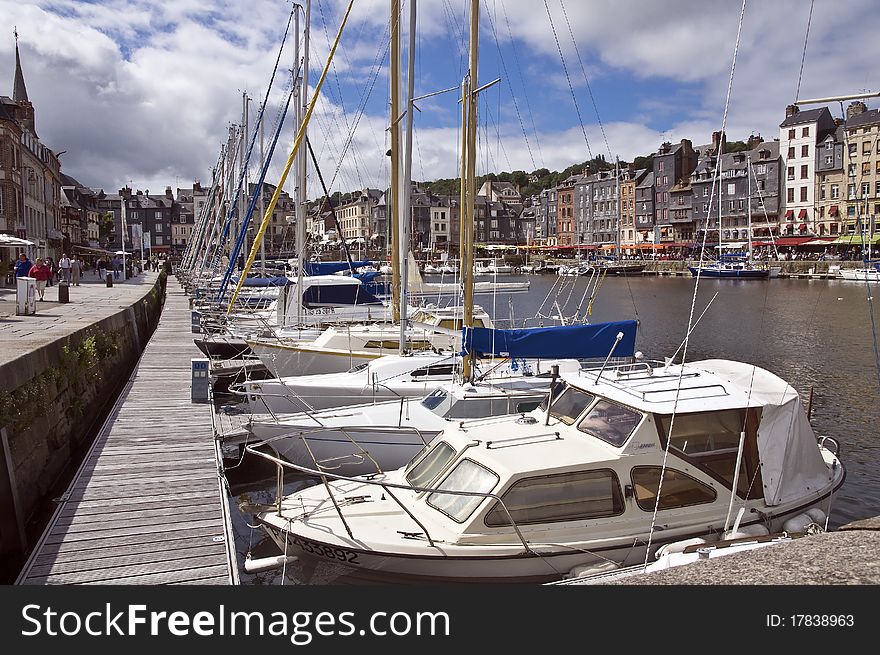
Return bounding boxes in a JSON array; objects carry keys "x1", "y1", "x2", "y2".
[
  {"x1": 787, "y1": 146, "x2": 795, "y2": 159},
  {"x1": 726, "y1": 183, "x2": 736, "y2": 196},
  {"x1": 802, "y1": 126, "x2": 809, "y2": 137},
  {"x1": 787, "y1": 188, "x2": 795, "y2": 203},
  {"x1": 862, "y1": 162, "x2": 871, "y2": 176},
  {"x1": 848, "y1": 143, "x2": 857, "y2": 156},
  {"x1": 800, "y1": 187, "x2": 808, "y2": 202},
  {"x1": 801, "y1": 145, "x2": 809, "y2": 157},
  {"x1": 864, "y1": 142, "x2": 872, "y2": 155},
  {"x1": 787, "y1": 166, "x2": 795, "y2": 180},
  {"x1": 830, "y1": 184, "x2": 839, "y2": 200},
  {"x1": 800, "y1": 164, "x2": 808, "y2": 179},
  {"x1": 862, "y1": 182, "x2": 870, "y2": 197},
  {"x1": 820, "y1": 186, "x2": 826, "y2": 200},
  {"x1": 788, "y1": 129, "x2": 796, "y2": 139},
  {"x1": 824, "y1": 155, "x2": 834, "y2": 165},
  {"x1": 754, "y1": 164, "x2": 766, "y2": 174},
  {"x1": 155, "y1": 211, "x2": 162, "y2": 219}
]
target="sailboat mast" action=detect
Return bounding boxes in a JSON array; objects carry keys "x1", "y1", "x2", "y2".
[
  {"x1": 390, "y1": 0, "x2": 402, "y2": 324},
  {"x1": 399, "y1": 0, "x2": 417, "y2": 355},
  {"x1": 242, "y1": 91, "x2": 250, "y2": 272},
  {"x1": 295, "y1": 2, "x2": 309, "y2": 326},
  {"x1": 259, "y1": 101, "x2": 266, "y2": 276},
  {"x1": 462, "y1": 0, "x2": 478, "y2": 381}
]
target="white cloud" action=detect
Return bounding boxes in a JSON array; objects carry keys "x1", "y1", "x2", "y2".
[{"x1": 0, "y1": 0, "x2": 877, "y2": 202}]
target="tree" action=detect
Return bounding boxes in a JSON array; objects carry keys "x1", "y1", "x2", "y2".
[{"x1": 99, "y1": 212, "x2": 115, "y2": 248}]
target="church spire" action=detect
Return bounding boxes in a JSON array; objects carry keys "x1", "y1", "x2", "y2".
[{"x1": 13, "y1": 27, "x2": 29, "y2": 103}]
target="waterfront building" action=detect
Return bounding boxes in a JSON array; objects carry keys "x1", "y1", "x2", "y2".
[
  {"x1": 0, "y1": 36, "x2": 63, "y2": 261},
  {"x1": 591, "y1": 170, "x2": 619, "y2": 249},
  {"x1": 815, "y1": 122, "x2": 845, "y2": 237},
  {"x1": 618, "y1": 168, "x2": 647, "y2": 252},
  {"x1": 555, "y1": 175, "x2": 578, "y2": 247},
  {"x1": 842, "y1": 101, "x2": 880, "y2": 238},
  {"x1": 335, "y1": 187, "x2": 381, "y2": 243},
  {"x1": 634, "y1": 170, "x2": 655, "y2": 246},
  {"x1": 747, "y1": 140, "x2": 782, "y2": 240},
  {"x1": 653, "y1": 139, "x2": 697, "y2": 246},
  {"x1": 574, "y1": 174, "x2": 593, "y2": 249},
  {"x1": 779, "y1": 104, "x2": 836, "y2": 236}
]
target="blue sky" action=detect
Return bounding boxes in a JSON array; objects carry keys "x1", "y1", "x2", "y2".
[{"x1": 2, "y1": 0, "x2": 878, "y2": 196}]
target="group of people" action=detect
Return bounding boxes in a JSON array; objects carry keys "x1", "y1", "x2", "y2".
[{"x1": 13, "y1": 252, "x2": 85, "y2": 300}]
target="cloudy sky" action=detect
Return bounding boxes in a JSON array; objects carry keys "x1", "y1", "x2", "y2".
[{"x1": 2, "y1": 0, "x2": 878, "y2": 199}]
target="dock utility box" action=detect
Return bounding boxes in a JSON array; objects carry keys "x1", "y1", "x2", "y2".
[
  {"x1": 16, "y1": 276, "x2": 36, "y2": 315},
  {"x1": 191, "y1": 358, "x2": 210, "y2": 403}
]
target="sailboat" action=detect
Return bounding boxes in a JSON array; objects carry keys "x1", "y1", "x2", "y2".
[{"x1": 689, "y1": 150, "x2": 769, "y2": 279}]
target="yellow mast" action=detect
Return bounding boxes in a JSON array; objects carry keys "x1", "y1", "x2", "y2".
[{"x1": 461, "y1": 0, "x2": 478, "y2": 381}]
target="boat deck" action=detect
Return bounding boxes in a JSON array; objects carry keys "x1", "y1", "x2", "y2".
[{"x1": 15, "y1": 281, "x2": 239, "y2": 585}]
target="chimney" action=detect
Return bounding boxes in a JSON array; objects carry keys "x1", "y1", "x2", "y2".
[
  {"x1": 710, "y1": 131, "x2": 726, "y2": 155},
  {"x1": 659, "y1": 141, "x2": 672, "y2": 154},
  {"x1": 165, "y1": 186, "x2": 173, "y2": 199},
  {"x1": 847, "y1": 100, "x2": 868, "y2": 119},
  {"x1": 747, "y1": 133, "x2": 764, "y2": 149},
  {"x1": 785, "y1": 104, "x2": 800, "y2": 118}
]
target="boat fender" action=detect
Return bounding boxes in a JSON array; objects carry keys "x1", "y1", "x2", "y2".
[
  {"x1": 565, "y1": 561, "x2": 619, "y2": 579},
  {"x1": 243, "y1": 553, "x2": 299, "y2": 574},
  {"x1": 654, "y1": 537, "x2": 707, "y2": 560},
  {"x1": 722, "y1": 523, "x2": 770, "y2": 540},
  {"x1": 805, "y1": 507, "x2": 827, "y2": 525},
  {"x1": 783, "y1": 513, "x2": 814, "y2": 534}
]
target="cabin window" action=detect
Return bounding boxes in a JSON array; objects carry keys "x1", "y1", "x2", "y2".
[
  {"x1": 542, "y1": 387, "x2": 595, "y2": 425},
  {"x1": 438, "y1": 319, "x2": 462, "y2": 331},
  {"x1": 406, "y1": 441, "x2": 456, "y2": 489},
  {"x1": 420, "y1": 388, "x2": 448, "y2": 410},
  {"x1": 656, "y1": 409, "x2": 763, "y2": 499},
  {"x1": 484, "y1": 469, "x2": 624, "y2": 527},
  {"x1": 347, "y1": 362, "x2": 370, "y2": 373},
  {"x1": 427, "y1": 459, "x2": 499, "y2": 522},
  {"x1": 630, "y1": 466, "x2": 717, "y2": 511},
  {"x1": 411, "y1": 364, "x2": 456, "y2": 378},
  {"x1": 445, "y1": 394, "x2": 543, "y2": 419},
  {"x1": 577, "y1": 399, "x2": 642, "y2": 447}
]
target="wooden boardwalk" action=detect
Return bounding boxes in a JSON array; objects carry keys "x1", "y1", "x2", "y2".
[{"x1": 16, "y1": 280, "x2": 238, "y2": 585}]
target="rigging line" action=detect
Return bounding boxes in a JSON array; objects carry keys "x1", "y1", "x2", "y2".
[
  {"x1": 228, "y1": 0, "x2": 356, "y2": 312},
  {"x1": 306, "y1": 137, "x2": 357, "y2": 273},
  {"x1": 645, "y1": 0, "x2": 748, "y2": 569},
  {"x1": 500, "y1": 0, "x2": 545, "y2": 169},
  {"x1": 218, "y1": 87, "x2": 296, "y2": 302},
  {"x1": 558, "y1": 0, "x2": 614, "y2": 163},
  {"x1": 542, "y1": 0, "x2": 593, "y2": 160},
  {"x1": 484, "y1": 0, "x2": 538, "y2": 171},
  {"x1": 324, "y1": 29, "x2": 391, "y2": 193},
  {"x1": 215, "y1": 10, "x2": 296, "y2": 267},
  {"x1": 794, "y1": 0, "x2": 815, "y2": 102}
]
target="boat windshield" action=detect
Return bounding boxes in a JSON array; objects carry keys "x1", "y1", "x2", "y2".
[
  {"x1": 427, "y1": 459, "x2": 499, "y2": 522},
  {"x1": 405, "y1": 441, "x2": 456, "y2": 489},
  {"x1": 577, "y1": 399, "x2": 642, "y2": 447},
  {"x1": 543, "y1": 386, "x2": 595, "y2": 425}
]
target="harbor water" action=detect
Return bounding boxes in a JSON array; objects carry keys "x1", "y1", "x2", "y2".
[{"x1": 220, "y1": 273, "x2": 880, "y2": 584}]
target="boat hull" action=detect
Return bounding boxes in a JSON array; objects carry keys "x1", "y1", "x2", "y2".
[
  {"x1": 194, "y1": 337, "x2": 252, "y2": 359},
  {"x1": 688, "y1": 266, "x2": 769, "y2": 279},
  {"x1": 838, "y1": 268, "x2": 880, "y2": 282}
]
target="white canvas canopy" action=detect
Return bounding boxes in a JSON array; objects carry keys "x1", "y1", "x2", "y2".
[
  {"x1": 692, "y1": 360, "x2": 832, "y2": 506},
  {"x1": 0, "y1": 234, "x2": 35, "y2": 247}
]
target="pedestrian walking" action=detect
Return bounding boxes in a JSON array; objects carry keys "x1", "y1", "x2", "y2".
[
  {"x1": 14, "y1": 252, "x2": 32, "y2": 278},
  {"x1": 98, "y1": 258, "x2": 106, "y2": 278},
  {"x1": 28, "y1": 257, "x2": 52, "y2": 301},
  {"x1": 58, "y1": 253, "x2": 72, "y2": 283},
  {"x1": 70, "y1": 255, "x2": 82, "y2": 286},
  {"x1": 112, "y1": 255, "x2": 121, "y2": 280},
  {"x1": 45, "y1": 257, "x2": 55, "y2": 286}
]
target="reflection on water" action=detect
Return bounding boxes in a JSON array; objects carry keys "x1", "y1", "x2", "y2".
[{"x1": 222, "y1": 274, "x2": 880, "y2": 585}]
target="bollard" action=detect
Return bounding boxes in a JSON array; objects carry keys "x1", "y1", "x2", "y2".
[
  {"x1": 105, "y1": 272, "x2": 113, "y2": 287},
  {"x1": 57, "y1": 281, "x2": 70, "y2": 303}
]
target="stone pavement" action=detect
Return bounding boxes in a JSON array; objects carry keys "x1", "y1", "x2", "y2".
[{"x1": 0, "y1": 270, "x2": 160, "y2": 373}]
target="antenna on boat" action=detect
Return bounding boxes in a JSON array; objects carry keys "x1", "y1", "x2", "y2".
[{"x1": 593, "y1": 332, "x2": 624, "y2": 385}]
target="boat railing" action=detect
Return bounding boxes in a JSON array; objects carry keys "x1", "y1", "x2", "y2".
[
  {"x1": 245, "y1": 440, "x2": 536, "y2": 554},
  {"x1": 576, "y1": 361, "x2": 731, "y2": 402}
]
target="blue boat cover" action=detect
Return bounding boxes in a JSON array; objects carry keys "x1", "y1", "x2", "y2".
[
  {"x1": 233, "y1": 276, "x2": 293, "y2": 287},
  {"x1": 462, "y1": 320, "x2": 638, "y2": 359},
  {"x1": 303, "y1": 261, "x2": 373, "y2": 276}
]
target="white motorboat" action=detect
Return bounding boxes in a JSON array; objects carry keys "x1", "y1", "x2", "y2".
[
  {"x1": 246, "y1": 304, "x2": 493, "y2": 378},
  {"x1": 252, "y1": 356, "x2": 844, "y2": 584},
  {"x1": 838, "y1": 262, "x2": 880, "y2": 282},
  {"x1": 246, "y1": 379, "x2": 560, "y2": 476},
  {"x1": 234, "y1": 351, "x2": 579, "y2": 415}
]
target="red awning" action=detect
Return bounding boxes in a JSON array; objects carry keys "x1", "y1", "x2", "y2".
[
  {"x1": 773, "y1": 236, "x2": 813, "y2": 246},
  {"x1": 798, "y1": 208, "x2": 808, "y2": 219},
  {"x1": 784, "y1": 209, "x2": 794, "y2": 218}
]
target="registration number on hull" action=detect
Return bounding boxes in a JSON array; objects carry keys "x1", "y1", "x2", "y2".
[{"x1": 289, "y1": 535, "x2": 360, "y2": 565}]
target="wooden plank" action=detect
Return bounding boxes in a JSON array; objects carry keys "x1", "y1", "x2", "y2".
[
  {"x1": 29, "y1": 543, "x2": 229, "y2": 577},
  {"x1": 33, "y1": 524, "x2": 226, "y2": 558}
]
